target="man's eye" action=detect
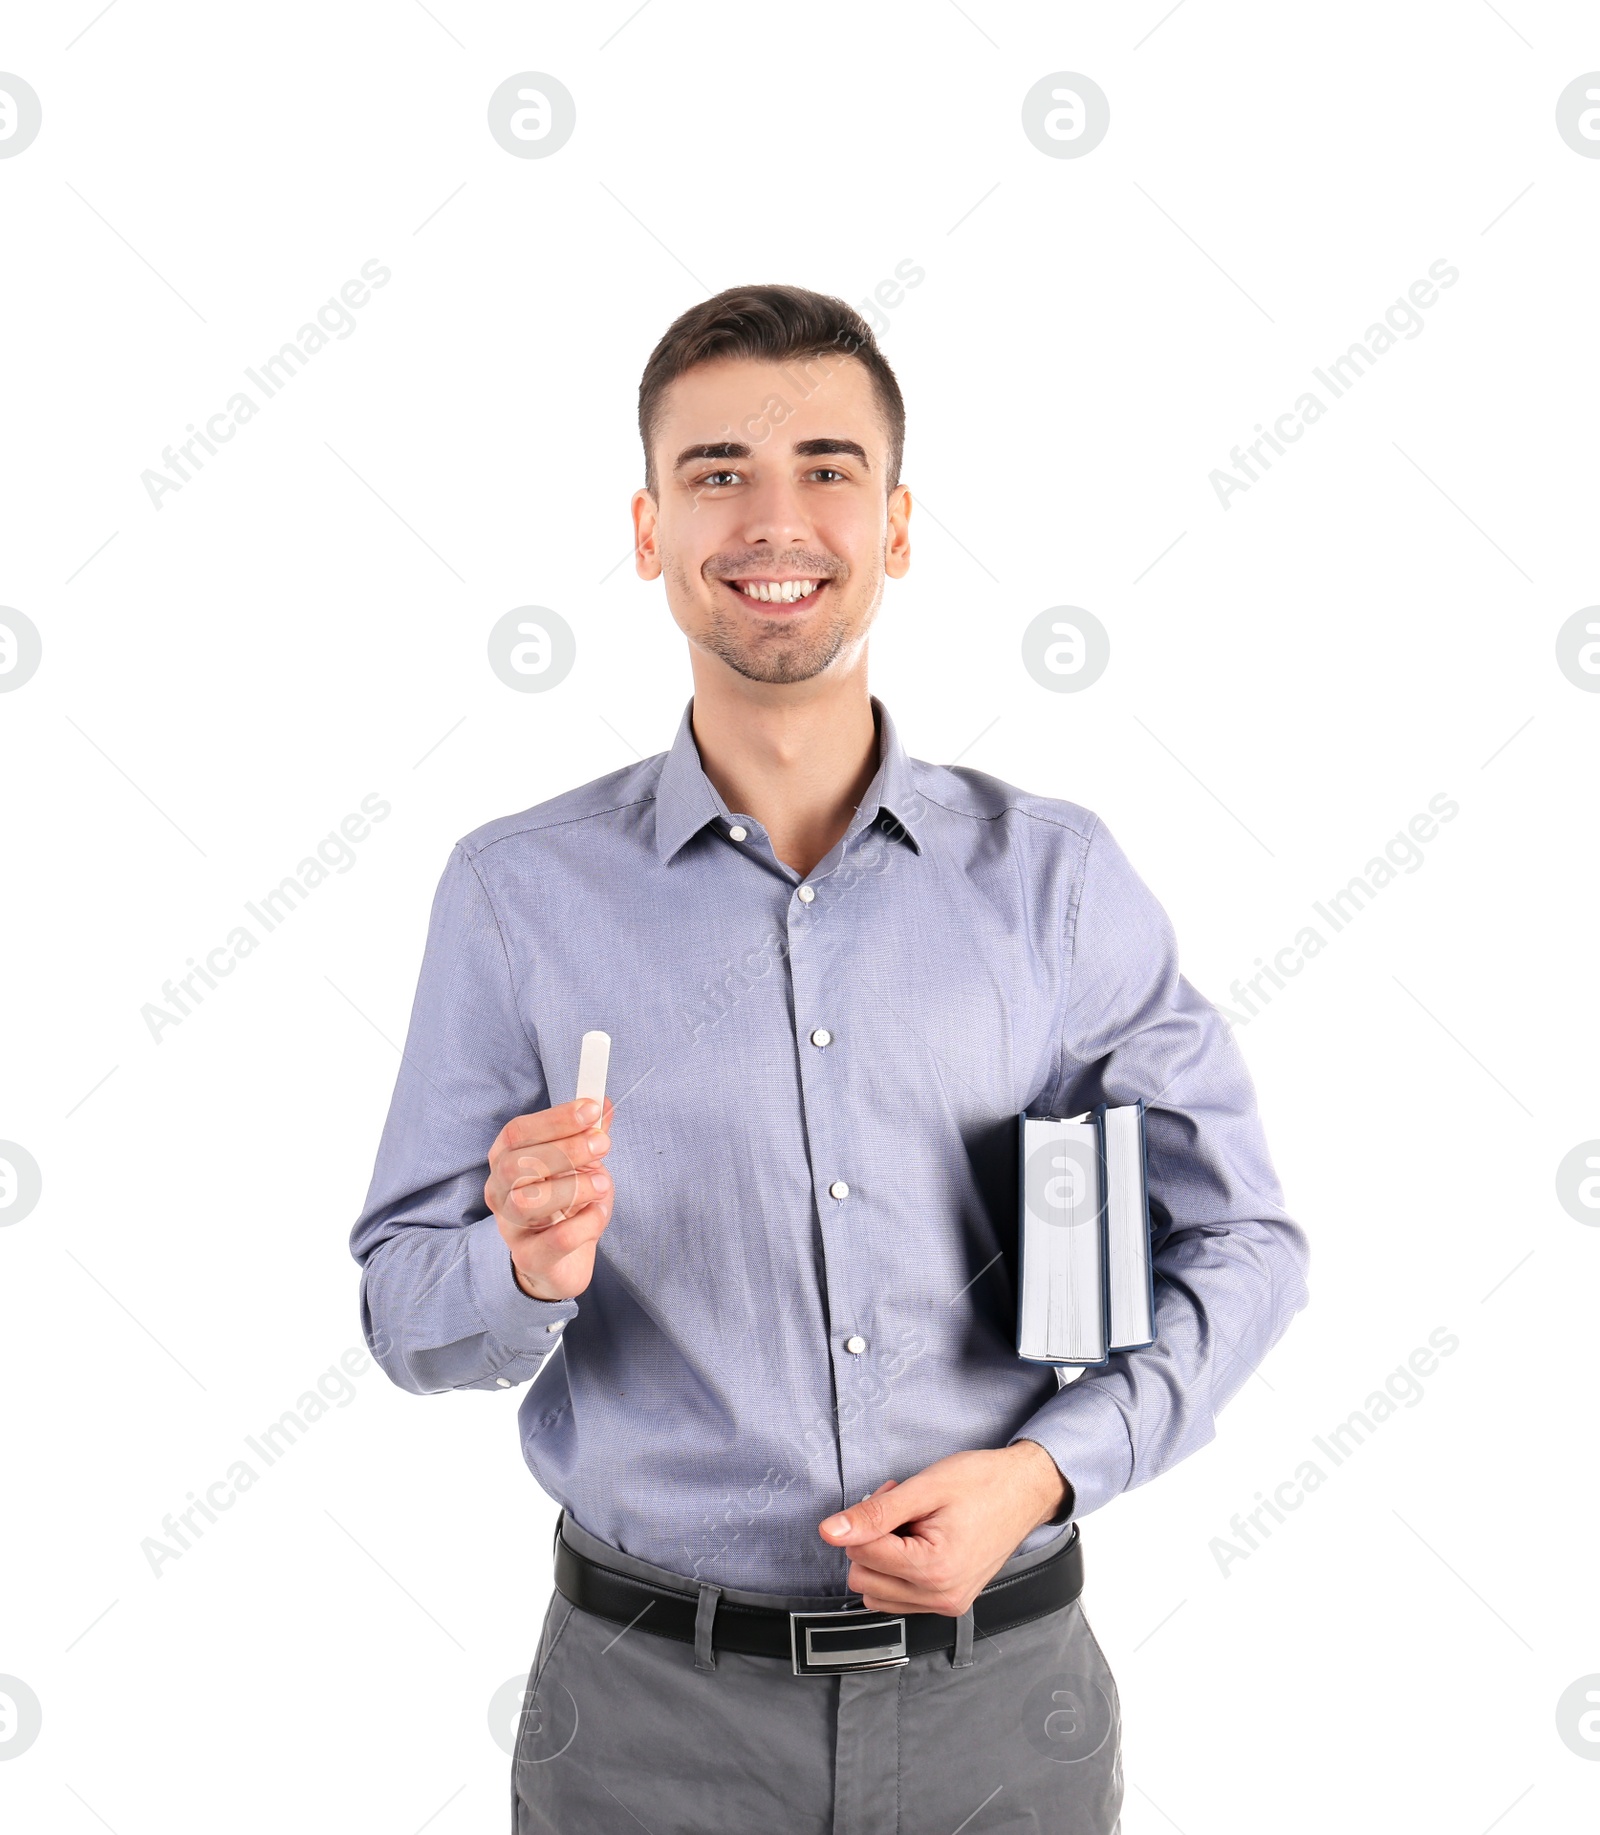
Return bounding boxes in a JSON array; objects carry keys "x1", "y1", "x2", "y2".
[
  {"x1": 809, "y1": 468, "x2": 847, "y2": 482},
  {"x1": 696, "y1": 470, "x2": 741, "y2": 488}
]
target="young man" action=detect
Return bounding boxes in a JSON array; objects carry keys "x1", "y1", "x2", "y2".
[{"x1": 350, "y1": 285, "x2": 1310, "y2": 1833}]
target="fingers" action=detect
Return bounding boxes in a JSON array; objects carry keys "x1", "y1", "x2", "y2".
[
  {"x1": 498, "y1": 1165, "x2": 614, "y2": 1234},
  {"x1": 845, "y1": 1512, "x2": 967, "y2": 1616},
  {"x1": 488, "y1": 1122, "x2": 614, "y2": 1221},
  {"x1": 492, "y1": 1097, "x2": 614, "y2": 1160},
  {"x1": 820, "y1": 1480, "x2": 948, "y2": 1606},
  {"x1": 514, "y1": 1198, "x2": 610, "y2": 1263},
  {"x1": 820, "y1": 1480, "x2": 926, "y2": 1549},
  {"x1": 836, "y1": 1525, "x2": 932, "y2": 1585},
  {"x1": 486, "y1": 1102, "x2": 614, "y2": 1214},
  {"x1": 484, "y1": 1100, "x2": 618, "y2": 1303},
  {"x1": 508, "y1": 1201, "x2": 610, "y2": 1300},
  {"x1": 853, "y1": 1569, "x2": 970, "y2": 1617}
]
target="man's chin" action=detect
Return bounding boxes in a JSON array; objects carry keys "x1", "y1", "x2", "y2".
[
  {"x1": 703, "y1": 635, "x2": 843, "y2": 686},
  {"x1": 721, "y1": 657, "x2": 830, "y2": 686}
]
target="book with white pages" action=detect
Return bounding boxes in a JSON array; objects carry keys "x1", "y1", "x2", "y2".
[
  {"x1": 1016, "y1": 1099, "x2": 1154, "y2": 1366},
  {"x1": 1102, "y1": 1100, "x2": 1155, "y2": 1352}
]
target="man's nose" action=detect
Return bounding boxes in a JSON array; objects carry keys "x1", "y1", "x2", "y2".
[{"x1": 735, "y1": 474, "x2": 814, "y2": 549}]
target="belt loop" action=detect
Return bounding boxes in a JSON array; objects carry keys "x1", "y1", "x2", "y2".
[
  {"x1": 951, "y1": 1605, "x2": 975, "y2": 1668},
  {"x1": 693, "y1": 1582, "x2": 722, "y2": 1671}
]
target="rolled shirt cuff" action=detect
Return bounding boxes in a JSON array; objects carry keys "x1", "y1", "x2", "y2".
[
  {"x1": 1009, "y1": 1381, "x2": 1135, "y2": 1522},
  {"x1": 466, "y1": 1213, "x2": 580, "y2": 1351}
]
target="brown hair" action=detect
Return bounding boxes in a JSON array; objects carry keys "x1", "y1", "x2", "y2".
[{"x1": 637, "y1": 284, "x2": 906, "y2": 499}]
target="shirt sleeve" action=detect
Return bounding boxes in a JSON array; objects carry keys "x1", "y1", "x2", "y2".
[
  {"x1": 348, "y1": 842, "x2": 579, "y2": 1394},
  {"x1": 1008, "y1": 815, "x2": 1311, "y2": 1518}
]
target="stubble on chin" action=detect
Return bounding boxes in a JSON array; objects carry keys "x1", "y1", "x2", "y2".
[
  {"x1": 668, "y1": 562, "x2": 851, "y2": 685},
  {"x1": 699, "y1": 611, "x2": 849, "y2": 685}
]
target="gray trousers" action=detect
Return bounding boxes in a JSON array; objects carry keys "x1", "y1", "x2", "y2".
[{"x1": 512, "y1": 1510, "x2": 1123, "y2": 1834}]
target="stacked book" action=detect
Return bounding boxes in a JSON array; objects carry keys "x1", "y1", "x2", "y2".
[{"x1": 1016, "y1": 1100, "x2": 1155, "y2": 1366}]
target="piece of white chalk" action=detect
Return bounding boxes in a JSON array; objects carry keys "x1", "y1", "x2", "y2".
[{"x1": 575, "y1": 1030, "x2": 611, "y2": 1108}]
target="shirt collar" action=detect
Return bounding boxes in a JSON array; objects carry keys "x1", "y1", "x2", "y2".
[{"x1": 653, "y1": 695, "x2": 925, "y2": 864}]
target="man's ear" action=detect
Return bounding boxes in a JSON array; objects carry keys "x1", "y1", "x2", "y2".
[
  {"x1": 631, "y1": 486, "x2": 662, "y2": 580},
  {"x1": 884, "y1": 484, "x2": 912, "y2": 580}
]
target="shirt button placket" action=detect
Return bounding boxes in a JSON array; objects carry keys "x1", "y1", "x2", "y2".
[{"x1": 789, "y1": 872, "x2": 870, "y2": 1503}]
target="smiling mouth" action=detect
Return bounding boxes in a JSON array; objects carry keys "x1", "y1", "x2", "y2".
[{"x1": 718, "y1": 577, "x2": 829, "y2": 609}]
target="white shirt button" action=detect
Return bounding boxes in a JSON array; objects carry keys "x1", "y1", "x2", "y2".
[
  {"x1": 844, "y1": 1335, "x2": 867, "y2": 1354},
  {"x1": 797, "y1": 885, "x2": 816, "y2": 903},
  {"x1": 810, "y1": 1028, "x2": 832, "y2": 1048},
  {"x1": 829, "y1": 1180, "x2": 850, "y2": 1200},
  {"x1": 495, "y1": 1377, "x2": 512, "y2": 1387},
  {"x1": 545, "y1": 1321, "x2": 564, "y2": 1333},
  {"x1": 728, "y1": 825, "x2": 747, "y2": 841}
]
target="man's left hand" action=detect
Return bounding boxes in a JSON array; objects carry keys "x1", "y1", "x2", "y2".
[{"x1": 816, "y1": 1442, "x2": 1070, "y2": 1617}]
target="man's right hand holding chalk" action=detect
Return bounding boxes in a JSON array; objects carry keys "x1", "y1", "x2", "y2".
[{"x1": 484, "y1": 1097, "x2": 616, "y2": 1302}]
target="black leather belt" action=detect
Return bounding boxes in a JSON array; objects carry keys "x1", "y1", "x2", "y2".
[{"x1": 552, "y1": 1515, "x2": 1083, "y2": 1676}]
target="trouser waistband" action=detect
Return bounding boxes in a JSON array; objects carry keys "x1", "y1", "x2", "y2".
[{"x1": 550, "y1": 1507, "x2": 1085, "y2": 1676}]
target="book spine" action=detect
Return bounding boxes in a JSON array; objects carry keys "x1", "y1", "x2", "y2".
[
  {"x1": 1015, "y1": 1114, "x2": 1027, "y2": 1357},
  {"x1": 1136, "y1": 1098, "x2": 1156, "y2": 1334},
  {"x1": 1101, "y1": 1099, "x2": 1159, "y2": 1353},
  {"x1": 1094, "y1": 1105, "x2": 1110, "y2": 1357}
]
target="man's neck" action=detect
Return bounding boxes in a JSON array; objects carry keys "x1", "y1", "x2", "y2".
[{"x1": 686, "y1": 666, "x2": 879, "y2": 878}]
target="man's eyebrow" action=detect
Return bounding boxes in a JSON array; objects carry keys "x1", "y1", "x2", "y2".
[
  {"x1": 674, "y1": 442, "x2": 750, "y2": 469},
  {"x1": 795, "y1": 438, "x2": 870, "y2": 469},
  {"x1": 672, "y1": 437, "x2": 871, "y2": 472}
]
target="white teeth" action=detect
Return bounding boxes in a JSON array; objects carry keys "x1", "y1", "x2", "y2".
[{"x1": 736, "y1": 579, "x2": 818, "y2": 603}]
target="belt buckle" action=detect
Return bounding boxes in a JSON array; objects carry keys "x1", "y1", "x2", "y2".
[{"x1": 788, "y1": 1604, "x2": 910, "y2": 1676}]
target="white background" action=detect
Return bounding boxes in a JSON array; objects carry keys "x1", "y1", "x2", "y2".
[{"x1": 2, "y1": 2, "x2": 1597, "y2": 1829}]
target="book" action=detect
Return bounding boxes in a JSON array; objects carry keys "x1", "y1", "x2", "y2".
[{"x1": 1016, "y1": 1099, "x2": 1154, "y2": 1366}]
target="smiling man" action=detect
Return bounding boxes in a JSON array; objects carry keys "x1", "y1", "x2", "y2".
[{"x1": 350, "y1": 285, "x2": 1310, "y2": 1835}]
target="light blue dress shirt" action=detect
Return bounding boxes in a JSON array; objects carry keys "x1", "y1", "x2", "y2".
[{"x1": 350, "y1": 696, "x2": 1310, "y2": 1594}]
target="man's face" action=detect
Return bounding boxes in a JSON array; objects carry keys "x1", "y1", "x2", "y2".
[{"x1": 632, "y1": 352, "x2": 911, "y2": 687}]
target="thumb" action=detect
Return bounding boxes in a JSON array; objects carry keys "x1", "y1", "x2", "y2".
[{"x1": 820, "y1": 1475, "x2": 925, "y2": 1545}]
